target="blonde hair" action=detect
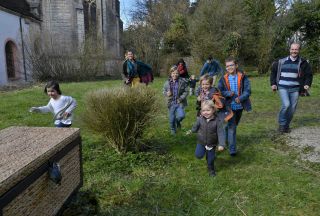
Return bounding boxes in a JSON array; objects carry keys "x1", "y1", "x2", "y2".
[
  {"x1": 199, "y1": 74, "x2": 213, "y2": 85},
  {"x1": 169, "y1": 65, "x2": 178, "y2": 74},
  {"x1": 201, "y1": 100, "x2": 217, "y2": 113}
]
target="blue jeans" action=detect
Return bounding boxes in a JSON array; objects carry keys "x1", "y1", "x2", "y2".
[
  {"x1": 168, "y1": 104, "x2": 185, "y2": 132},
  {"x1": 195, "y1": 144, "x2": 215, "y2": 170},
  {"x1": 55, "y1": 122, "x2": 72, "y2": 128},
  {"x1": 225, "y1": 109, "x2": 243, "y2": 155},
  {"x1": 278, "y1": 88, "x2": 299, "y2": 127}
]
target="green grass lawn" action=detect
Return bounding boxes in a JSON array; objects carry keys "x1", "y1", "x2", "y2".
[{"x1": 1, "y1": 75, "x2": 319, "y2": 215}]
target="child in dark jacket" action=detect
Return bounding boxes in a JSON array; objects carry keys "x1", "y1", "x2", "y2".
[
  {"x1": 188, "y1": 75, "x2": 198, "y2": 96},
  {"x1": 163, "y1": 66, "x2": 189, "y2": 135},
  {"x1": 187, "y1": 100, "x2": 225, "y2": 177}
]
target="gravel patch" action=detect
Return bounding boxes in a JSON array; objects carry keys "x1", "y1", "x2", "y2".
[{"x1": 287, "y1": 127, "x2": 320, "y2": 163}]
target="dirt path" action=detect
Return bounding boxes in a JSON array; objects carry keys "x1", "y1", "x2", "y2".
[{"x1": 287, "y1": 127, "x2": 320, "y2": 163}]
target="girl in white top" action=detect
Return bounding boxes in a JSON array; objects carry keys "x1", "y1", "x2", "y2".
[{"x1": 30, "y1": 81, "x2": 77, "y2": 127}]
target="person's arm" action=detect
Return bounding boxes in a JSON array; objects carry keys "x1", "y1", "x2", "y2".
[
  {"x1": 191, "y1": 118, "x2": 201, "y2": 133},
  {"x1": 31, "y1": 101, "x2": 51, "y2": 113},
  {"x1": 238, "y1": 76, "x2": 251, "y2": 102},
  {"x1": 195, "y1": 86, "x2": 201, "y2": 96},
  {"x1": 218, "y1": 78, "x2": 234, "y2": 98},
  {"x1": 123, "y1": 61, "x2": 128, "y2": 78},
  {"x1": 302, "y1": 61, "x2": 313, "y2": 88},
  {"x1": 200, "y1": 63, "x2": 207, "y2": 76},
  {"x1": 65, "y1": 96, "x2": 77, "y2": 114},
  {"x1": 217, "y1": 118, "x2": 226, "y2": 148},
  {"x1": 163, "y1": 81, "x2": 171, "y2": 96},
  {"x1": 270, "y1": 60, "x2": 278, "y2": 88},
  {"x1": 212, "y1": 60, "x2": 223, "y2": 75},
  {"x1": 178, "y1": 81, "x2": 189, "y2": 102}
]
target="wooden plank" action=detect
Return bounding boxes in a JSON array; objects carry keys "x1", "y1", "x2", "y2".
[{"x1": 0, "y1": 127, "x2": 80, "y2": 195}]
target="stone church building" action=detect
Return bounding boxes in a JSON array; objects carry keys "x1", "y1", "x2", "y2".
[{"x1": 0, "y1": 0, "x2": 122, "y2": 85}]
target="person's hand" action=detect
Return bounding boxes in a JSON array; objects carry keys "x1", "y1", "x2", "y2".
[
  {"x1": 185, "y1": 130, "x2": 192, "y2": 135},
  {"x1": 230, "y1": 91, "x2": 235, "y2": 97},
  {"x1": 63, "y1": 112, "x2": 70, "y2": 119},
  {"x1": 177, "y1": 99, "x2": 181, "y2": 104},
  {"x1": 235, "y1": 97, "x2": 240, "y2": 103},
  {"x1": 197, "y1": 95, "x2": 201, "y2": 101},
  {"x1": 167, "y1": 91, "x2": 172, "y2": 96},
  {"x1": 217, "y1": 146, "x2": 224, "y2": 152},
  {"x1": 29, "y1": 107, "x2": 40, "y2": 113},
  {"x1": 304, "y1": 85, "x2": 309, "y2": 90},
  {"x1": 271, "y1": 85, "x2": 277, "y2": 92}
]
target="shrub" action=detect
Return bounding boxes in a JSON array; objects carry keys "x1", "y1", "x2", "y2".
[
  {"x1": 82, "y1": 86, "x2": 160, "y2": 153},
  {"x1": 25, "y1": 32, "x2": 109, "y2": 82}
]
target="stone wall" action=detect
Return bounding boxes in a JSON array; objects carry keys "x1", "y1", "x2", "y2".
[{"x1": 40, "y1": 0, "x2": 84, "y2": 53}]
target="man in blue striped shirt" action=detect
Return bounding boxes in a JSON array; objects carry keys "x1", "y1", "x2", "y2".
[{"x1": 270, "y1": 42, "x2": 313, "y2": 133}]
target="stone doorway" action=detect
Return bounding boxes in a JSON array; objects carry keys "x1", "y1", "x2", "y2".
[{"x1": 5, "y1": 41, "x2": 19, "y2": 80}]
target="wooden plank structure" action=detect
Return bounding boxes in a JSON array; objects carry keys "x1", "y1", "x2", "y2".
[{"x1": 0, "y1": 127, "x2": 83, "y2": 216}]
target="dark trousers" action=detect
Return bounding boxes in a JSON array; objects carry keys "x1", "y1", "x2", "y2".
[{"x1": 195, "y1": 144, "x2": 215, "y2": 170}]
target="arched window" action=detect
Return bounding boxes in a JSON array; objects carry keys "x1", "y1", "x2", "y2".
[
  {"x1": 83, "y1": 0, "x2": 97, "y2": 37},
  {"x1": 5, "y1": 41, "x2": 19, "y2": 79}
]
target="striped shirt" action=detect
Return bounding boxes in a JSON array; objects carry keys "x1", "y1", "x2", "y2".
[
  {"x1": 278, "y1": 57, "x2": 300, "y2": 89},
  {"x1": 228, "y1": 75, "x2": 243, "y2": 110}
]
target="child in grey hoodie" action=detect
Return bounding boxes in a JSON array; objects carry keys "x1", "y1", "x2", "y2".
[{"x1": 187, "y1": 100, "x2": 225, "y2": 177}]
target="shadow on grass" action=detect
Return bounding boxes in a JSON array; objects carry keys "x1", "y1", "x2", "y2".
[
  {"x1": 217, "y1": 126, "x2": 278, "y2": 169},
  {"x1": 137, "y1": 137, "x2": 170, "y2": 155},
  {"x1": 62, "y1": 190, "x2": 99, "y2": 216},
  {"x1": 98, "y1": 180, "x2": 200, "y2": 216}
]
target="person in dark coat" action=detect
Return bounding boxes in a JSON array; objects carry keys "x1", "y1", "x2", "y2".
[
  {"x1": 270, "y1": 42, "x2": 313, "y2": 133},
  {"x1": 123, "y1": 50, "x2": 153, "y2": 87},
  {"x1": 163, "y1": 66, "x2": 189, "y2": 135},
  {"x1": 176, "y1": 58, "x2": 190, "y2": 79},
  {"x1": 187, "y1": 100, "x2": 225, "y2": 177}
]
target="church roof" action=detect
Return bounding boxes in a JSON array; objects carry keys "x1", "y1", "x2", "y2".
[{"x1": 0, "y1": 0, "x2": 39, "y2": 20}]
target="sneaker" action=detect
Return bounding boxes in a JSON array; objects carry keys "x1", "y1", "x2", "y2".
[
  {"x1": 176, "y1": 121, "x2": 181, "y2": 130},
  {"x1": 278, "y1": 125, "x2": 286, "y2": 133},
  {"x1": 230, "y1": 153, "x2": 237, "y2": 157},
  {"x1": 283, "y1": 126, "x2": 291, "y2": 133},
  {"x1": 208, "y1": 169, "x2": 216, "y2": 177}
]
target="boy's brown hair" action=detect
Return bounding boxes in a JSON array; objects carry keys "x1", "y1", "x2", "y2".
[
  {"x1": 225, "y1": 56, "x2": 237, "y2": 64},
  {"x1": 199, "y1": 74, "x2": 213, "y2": 85}
]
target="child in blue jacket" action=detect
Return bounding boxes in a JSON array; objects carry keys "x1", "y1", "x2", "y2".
[{"x1": 218, "y1": 57, "x2": 251, "y2": 156}]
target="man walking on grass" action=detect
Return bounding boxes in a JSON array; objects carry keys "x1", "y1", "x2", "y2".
[{"x1": 270, "y1": 42, "x2": 313, "y2": 133}]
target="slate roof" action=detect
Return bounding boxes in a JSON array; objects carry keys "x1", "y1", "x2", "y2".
[{"x1": 0, "y1": 0, "x2": 40, "y2": 20}]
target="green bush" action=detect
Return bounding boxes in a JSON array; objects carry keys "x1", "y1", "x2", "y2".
[{"x1": 82, "y1": 86, "x2": 160, "y2": 153}]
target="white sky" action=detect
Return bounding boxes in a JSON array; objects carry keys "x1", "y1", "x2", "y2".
[
  {"x1": 120, "y1": 0, "x2": 135, "y2": 28},
  {"x1": 120, "y1": 0, "x2": 197, "y2": 28}
]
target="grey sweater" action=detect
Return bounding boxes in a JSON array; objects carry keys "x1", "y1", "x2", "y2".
[{"x1": 191, "y1": 115, "x2": 225, "y2": 147}]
